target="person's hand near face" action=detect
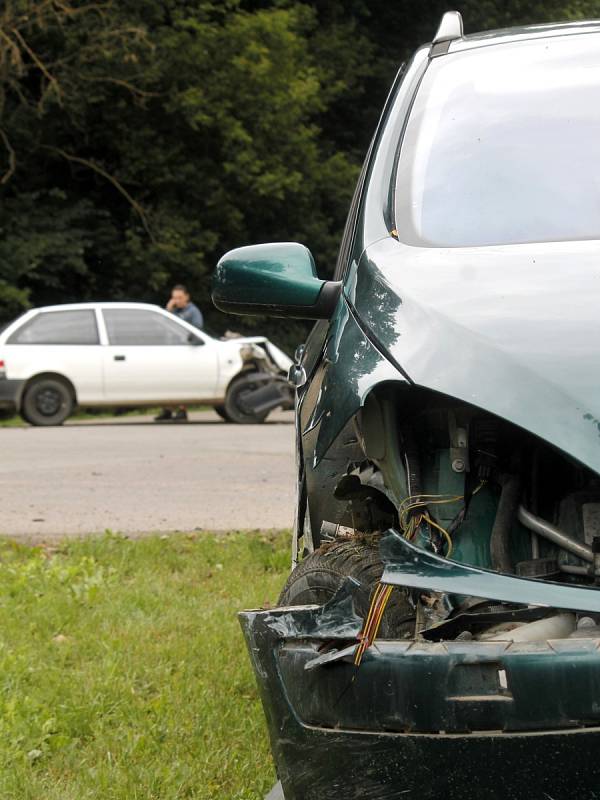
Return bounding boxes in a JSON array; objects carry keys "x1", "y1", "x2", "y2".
[{"x1": 167, "y1": 288, "x2": 189, "y2": 312}]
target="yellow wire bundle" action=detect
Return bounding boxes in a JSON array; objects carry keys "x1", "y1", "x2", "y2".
[{"x1": 354, "y1": 487, "x2": 485, "y2": 666}]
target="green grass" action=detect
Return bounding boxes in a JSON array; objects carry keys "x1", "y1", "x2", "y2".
[
  {"x1": 0, "y1": 408, "x2": 158, "y2": 427},
  {"x1": 0, "y1": 531, "x2": 290, "y2": 799},
  {"x1": 0, "y1": 414, "x2": 27, "y2": 427},
  {"x1": 0, "y1": 406, "x2": 213, "y2": 427}
]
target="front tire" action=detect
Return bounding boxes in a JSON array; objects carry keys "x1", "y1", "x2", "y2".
[
  {"x1": 278, "y1": 539, "x2": 414, "y2": 639},
  {"x1": 21, "y1": 377, "x2": 74, "y2": 426},
  {"x1": 213, "y1": 404, "x2": 231, "y2": 422},
  {"x1": 224, "y1": 373, "x2": 269, "y2": 424}
]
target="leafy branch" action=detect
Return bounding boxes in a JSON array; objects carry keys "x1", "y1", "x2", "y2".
[
  {"x1": 0, "y1": 127, "x2": 16, "y2": 184},
  {"x1": 43, "y1": 146, "x2": 154, "y2": 241}
]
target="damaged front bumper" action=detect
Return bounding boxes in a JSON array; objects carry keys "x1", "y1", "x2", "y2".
[{"x1": 241, "y1": 531, "x2": 600, "y2": 800}]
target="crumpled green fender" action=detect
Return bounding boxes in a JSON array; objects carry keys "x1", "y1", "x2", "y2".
[
  {"x1": 346, "y1": 237, "x2": 600, "y2": 477},
  {"x1": 300, "y1": 297, "x2": 406, "y2": 467}
]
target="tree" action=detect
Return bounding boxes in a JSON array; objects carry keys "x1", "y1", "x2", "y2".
[
  {"x1": 1, "y1": 1, "x2": 599, "y2": 350},
  {"x1": 0, "y1": 0, "x2": 358, "y2": 349},
  {"x1": 0, "y1": 0, "x2": 153, "y2": 319}
]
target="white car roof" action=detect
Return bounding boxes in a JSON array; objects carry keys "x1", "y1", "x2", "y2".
[
  {"x1": 31, "y1": 302, "x2": 164, "y2": 313},
  {"x1": 448, "y1": 19, "x2": 600, "y2": 55}
]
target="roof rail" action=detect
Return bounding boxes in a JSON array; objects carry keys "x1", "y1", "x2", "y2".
[{"x1": 430, "y1": 10, "x2": 463, "y2": 56}]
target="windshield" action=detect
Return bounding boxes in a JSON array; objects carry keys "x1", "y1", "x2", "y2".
[{"x1": 395, "y1": 34, "x2": 600, "y2": 247}]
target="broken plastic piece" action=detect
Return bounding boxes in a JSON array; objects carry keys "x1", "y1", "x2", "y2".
[
  {"x1": 265, "y1": 782, "x2": 285, "y2": 800},
  {"x1": 256, "y1": 576, "x2": 363, "y2": 640},
  {"x1": 304, "y1": 642, "x2": 358, "y2": 671}
]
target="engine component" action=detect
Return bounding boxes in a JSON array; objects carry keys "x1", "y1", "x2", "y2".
[
  {"x1": 481, "y1": 612, "x2": 575, "y2": 642},
  {"x1": 560, "y1": 563, "x2": 591, "y2": 576},
  {"x1": 570, "y1": 616, "x2": 600, "y2": 638},
  {"x1": 583, "y1": 503, "x2": 600, "y2": 542},
  {"x1": 319, "y1": 521, "x2": 355, "y2": 542},
  {"x1": 333, "y1": 472, "x2": 396, "y2": 532},
  {"x1": 594, "y1": 536, "x2": 600, "y2": 585},
  {"x1": 516, "y1": 558, "x2": 560, "y2": 579},
  {"x1": 470, "y1": 416, "x2": 499, "y2": 481},
  {"x1": 518, "y1": 505, "x2": 593, "y2": 563},
  {"x1": 448, "y1": 411, "x2": 469, "y2": 473},
  {"x1": 555, "y1": 492, "x2": 600, "y2": 581},
  {"x1": 401, "y1": 427, "x2": 423, "y2": 500},
  {"x1": 421, "y1": 604, "x2": 549, "y2": 642},
  {"x1": 490, "y1": 474, "x2": 521, "y2": 573}
]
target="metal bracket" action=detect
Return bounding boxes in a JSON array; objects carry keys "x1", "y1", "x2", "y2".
[{"x1": 449, "y1": 410, "x2": 469, "y2": 473}]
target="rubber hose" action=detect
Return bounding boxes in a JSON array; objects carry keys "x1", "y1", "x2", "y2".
[{"x1": 490, "y1": 473, "x2": 521, "y2": 574}]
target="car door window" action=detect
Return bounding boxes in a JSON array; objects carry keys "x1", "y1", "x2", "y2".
[
  {"x1": 7, "y1": 310, "x2": 99, "y2": 345},
  {"x1": 103, "y1": 309, "x2": 192, "y2": 345}
]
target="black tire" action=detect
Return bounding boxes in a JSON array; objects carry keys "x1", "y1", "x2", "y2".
[
  {"x1": 19, "y1": 407, "x2": 33, "y2": 425},
  {"x1": 224, "y1": 373, "x2": 269, "y2": 424},
  {"x1": 278, "y1": 539, "x2": 414, "y2": 639},
  {"x1": 213, "y1": 404, "x2": 231, "y2": 422},
  {"x1": 21, "y1": 377, "x2": 74, "y2": 426}
]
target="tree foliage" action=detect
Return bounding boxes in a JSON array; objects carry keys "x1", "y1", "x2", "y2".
[{"x1": 1, "y1": 0, "x2": 599, "y2": 345}]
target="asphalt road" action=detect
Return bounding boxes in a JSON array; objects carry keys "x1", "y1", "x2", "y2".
[{"x1": 0, "y1": 410, "x2": 296, "y2": 539}]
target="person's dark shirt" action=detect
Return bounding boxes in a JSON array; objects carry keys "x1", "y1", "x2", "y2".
[{"x1": 171, "y1": 302, "x2": 203, "y2": 329}]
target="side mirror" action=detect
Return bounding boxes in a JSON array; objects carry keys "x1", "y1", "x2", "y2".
[{"x1": 212, "y1": 242, "x2": 341, "y2": 320}]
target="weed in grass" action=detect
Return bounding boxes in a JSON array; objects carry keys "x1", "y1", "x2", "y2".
[{"x1": 0, "y1": 532, "x2": 290, "y2": 799}]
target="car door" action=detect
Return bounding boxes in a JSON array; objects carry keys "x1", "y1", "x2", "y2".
[
  {"x1": 3, "y1": 308, "x2": 104, "y2": 403},
  {"x1": 101, "y1": 307, "x2": 219, "y2": 403}
]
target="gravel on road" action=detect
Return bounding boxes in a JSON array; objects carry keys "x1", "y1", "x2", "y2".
[{"x1": 0, "y1": 410, "x2": 296, "y2": 540}]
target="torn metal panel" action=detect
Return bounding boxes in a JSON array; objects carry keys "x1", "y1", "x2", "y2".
[
  {"x1": 300, "y1": 299, "x2": 407, "y2": 468},
  {"x1": 346, "y1": 236, "x2": 600, "y2": 476},
  {"x1": 380, "y1": 529, "x2": 600, "y2": 612}
]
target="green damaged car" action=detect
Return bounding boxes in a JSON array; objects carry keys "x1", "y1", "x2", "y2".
[{"x1": 213, "y1": 12, "x2": 600, "y2": 799}]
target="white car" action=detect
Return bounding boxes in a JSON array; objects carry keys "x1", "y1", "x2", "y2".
[{"x1": 0, "y1": 302, "x2": 293, "y2": 425}]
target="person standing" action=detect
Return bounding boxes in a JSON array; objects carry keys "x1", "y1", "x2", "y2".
[
  {"x1": 154, "y1": 284, "x2": 204, "y2": 422},
  {"x1": 166, "y1": 284, "x2": 204, "y2": 329}
]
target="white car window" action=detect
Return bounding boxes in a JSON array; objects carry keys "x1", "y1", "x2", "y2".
[
  {"x1": 103, "y1": 309, "x2": 192, "y2": 346},
  {"x1": 7, "y1": 310, "x2": 99, "y2": 345}
]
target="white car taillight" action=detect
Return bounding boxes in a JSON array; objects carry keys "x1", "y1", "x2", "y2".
[{"x1": 0, "y1": 359, "x2": 5, "y2": 378}]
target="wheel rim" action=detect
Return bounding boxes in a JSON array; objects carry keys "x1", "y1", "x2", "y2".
[{"x1": 35, "y1": 387, "x2": 62, "y2": 416}]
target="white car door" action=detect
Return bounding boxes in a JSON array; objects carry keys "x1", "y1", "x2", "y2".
[
  {"x1": 2, "y1": 308, "x2": 104, "y2": 403},
  {"x1": 101, "y1": 307, "x2": 219, "y2": 403}
]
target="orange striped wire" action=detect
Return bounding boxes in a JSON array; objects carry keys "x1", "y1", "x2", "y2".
[{"x1": 354, "y1": 583, "x2": 394, "y2": 666}]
